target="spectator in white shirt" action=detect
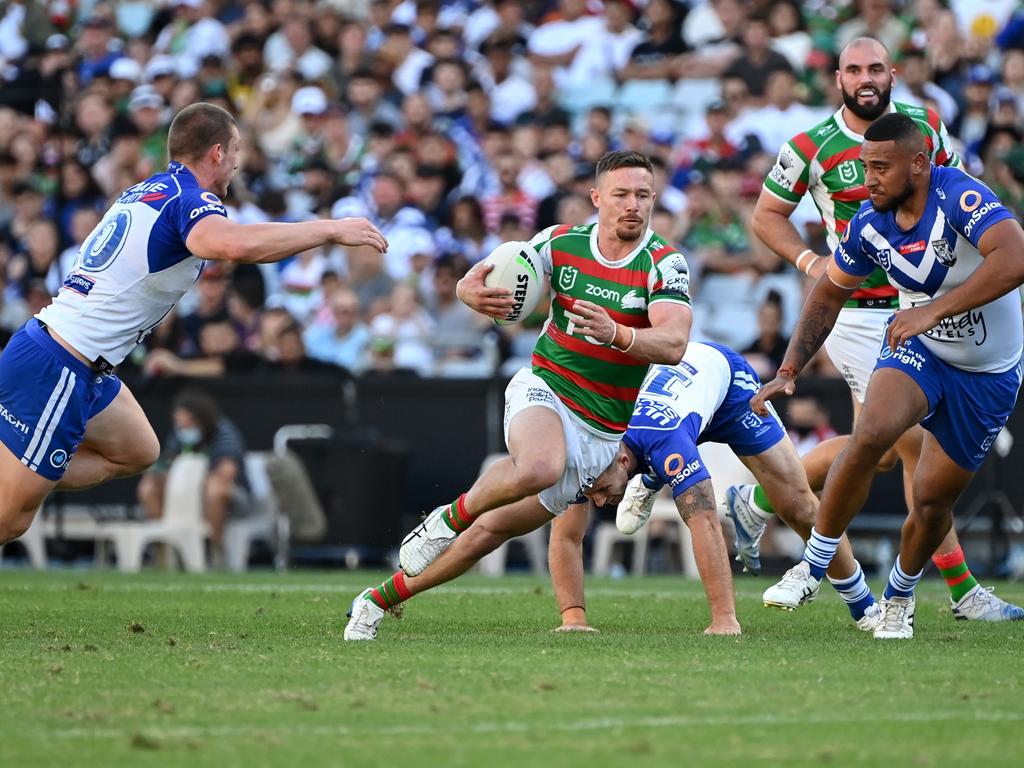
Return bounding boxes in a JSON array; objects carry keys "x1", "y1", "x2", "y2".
[{"x1": 303, "y1": 288, "x2": 371, "y2": 373}]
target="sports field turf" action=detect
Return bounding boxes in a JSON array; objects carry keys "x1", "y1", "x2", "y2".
[{"x1": 1, "y1": 570, "x2": 1021, "y2": 768}]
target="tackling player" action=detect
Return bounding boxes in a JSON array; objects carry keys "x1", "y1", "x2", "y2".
[
  {"x1": 558, "y1": 341, "x2": 884, "y2": 635},
  {"x1": 345, "y1": 151, "x2": 693, "y2": 640},
  {"x1": 0, "y1": 103, "x2": 387, "y2": 545},
  {"x1": 753, "y1": 113, "x2": 1024, "y2": 639},
  {"x1": 720, "y1": 36, "x2": 1020, "y2": 620}
]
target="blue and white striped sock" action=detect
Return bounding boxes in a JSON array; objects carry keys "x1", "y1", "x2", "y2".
[
  {"x1": 828, "y1": 561, "x2": 877, "y2": 620},
  {"x1": 884, "y1": 556, "x2": 923, "y2": 599},
  {"x1": 802, "y1": 528, "x2": 841, "y2": 580}
]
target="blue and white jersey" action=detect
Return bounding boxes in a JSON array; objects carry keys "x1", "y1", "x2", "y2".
[
  {"x1": 36, "y1": 162, "x2": 228, "y2": 366},
  {"x1": 834, "y1": 165, "x2": 1021, "y2": 373}
]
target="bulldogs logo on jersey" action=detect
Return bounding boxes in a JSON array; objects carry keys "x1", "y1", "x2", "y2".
[{"x1": 932, "y1": 238, "x2": 956, "y2": 267}]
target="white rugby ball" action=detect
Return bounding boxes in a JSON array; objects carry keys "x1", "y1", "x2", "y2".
[{"x1": 482, "y1": 240, "x2": 543, "y2": 326}]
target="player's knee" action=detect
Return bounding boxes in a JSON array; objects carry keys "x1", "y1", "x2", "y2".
[
  {"x1": 0, "y1": 508, "x2": 34, "y2": 545},
  {"x1": 875, "y1": 447, "x2": 900, "y2": 474},
  {"x1": 132, "y1": 433, "x2": 161, "y2": 474},
  {"x1": 512, "y1": 457, "x2": 563, "y2": 495},
  {"x1": 849, "y1": 422, "x2": 896, "y2": 461},
  {"x1": 461, "y1": 520, "x2": 507, "y2": 556}
]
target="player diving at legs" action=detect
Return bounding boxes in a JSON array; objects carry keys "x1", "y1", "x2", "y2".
[
  {"x1": 0, "y1": 103, "x2": 387, "y2": 546},
  {"x1": 753, "y1": 113, "x2": 1024, "y2": 639},
  {"x1": 345, "y1": 150, "x2": 693, "y2": 640},
  {"x1": 719, "y1": 35, "x2": 1021, "y2": 620},
  {"x1": 549, "y1": 342, "x2": 884, "y2": 636}
]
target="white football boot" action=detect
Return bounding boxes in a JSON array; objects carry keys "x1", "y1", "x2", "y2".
[
  {"x1": 762, "y1": 561, "x2": 821, "y2": 610},
  {"x1": 616, "y1": 475, "x2": 659, "y2": 535},
  {"x1": 344, "y1": 589, "x2": 385, "y2": 641},
  {"x1": 873, "y1": 595, "x2": 915, "y2": 639},
  {"x1": 951, "y1": 584, "x2": 1024, "y2": 621},
  {"x1": 725, "y1": 484, "x2": 769, "y2": 575},
  {"x1": 399, "y1": 504, "x2": 458, "y2": 576},
  {"x1": 855, "y1": 601, "x2": 883, "y2": 632}
]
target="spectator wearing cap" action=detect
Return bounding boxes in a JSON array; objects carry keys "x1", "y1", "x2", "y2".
[
  {"x1": 836, "y1": 0, "x2": 909, "y2": 56},
  {"x1": 143, "y1": 55, "x2": 179, "y2": 101},
  {"x1": 128, "y1": 85, "x2": 169, "y2": 174},
  {"x1": 154, "y1": 0, "x2": 230, "y2": 62},
  {"x1": 620, "y1": 0, "x2": 690, "y2": 81},
  {"x1": 287, "y1": 86, "x2": 331, "y2": 172},
  {"x1": 303, "y1": 287, "x2": 371, "y2": 373},
  {"x1": 478, "y1": 35, "x2": 536, "y2": 126},
  {"x1": 722, "y1": 12, "x2": 793, "y2": 103},
  {"x1": 892, "y1": 48, "x2": 958, "y2": 125},
  {"x1": 108, "y1": 57, "x2": 142, "y2": 113},
  {"x1": 264, "y1": 17, "x2": 332, "y2": 82},
  {"x1": 76, "y1": 16, "x2": 121, "y2": 86},
  {"x1": 957, "y1": 65, "x2": 998, "y2": 151},
  {"x1": 345, "y1": 68, "x2": 404, "y2": 139}
]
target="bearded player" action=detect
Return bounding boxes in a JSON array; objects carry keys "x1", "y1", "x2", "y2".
[
  {"x1": 711, "y1": 36, "x2": 1022, "y2": 620},
  {"x1": 345, "y1": 150, "x2": 693, "y2": 640}
]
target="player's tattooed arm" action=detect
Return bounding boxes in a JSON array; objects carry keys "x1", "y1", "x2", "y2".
[
  {"x1": 676, "y1": 479, "x2": 715, "y2": 523},
  {"x1": 751, "y1": 274, "x2": 852, "y2": 415}
]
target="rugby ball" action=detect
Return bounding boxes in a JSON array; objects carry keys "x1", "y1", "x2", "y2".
[{"x1": 482, "y1": 240, "x2": 543, "y2": 326}]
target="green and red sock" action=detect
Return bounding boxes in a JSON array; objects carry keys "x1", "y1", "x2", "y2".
[
  {"x1": 441, "y1": 493, "x2": 473, "y2": 533},
  {"x1": 366, "y1": 571, "x2": 411, "y2": 610},
  {"x1": 933, "y1": 545, "x2": 979, "y2": 602}
]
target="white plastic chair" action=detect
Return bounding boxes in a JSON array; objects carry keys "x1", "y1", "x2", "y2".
[
  {"x1": 476, "y1": 453, "x2": 549, "y2": 576},
  {"x1": 0, "y1": 508, "x2": 46, "y2": 569},
  {"x1": 96, "y1": 453, "x2": 210, "y2": 572},
  {"x1": 223, "y1": 452, "x2": 279, "y2": 572}
]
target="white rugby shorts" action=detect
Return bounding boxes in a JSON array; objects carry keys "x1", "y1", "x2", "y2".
[
  {"x1": 503, "y1": 367, "x2": 620, "y2": 515},
  {"x1": 823, "y1": 308, "x2": 888, "y2": 404}
]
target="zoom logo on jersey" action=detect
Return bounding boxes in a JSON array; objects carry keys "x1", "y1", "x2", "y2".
[
  {"x1": 585, "y1": 284, "x2": 621, "y2": 302},
  {"x1": 963, "y1": 202, "x2": 1002, "y2": 238},
  {"x1": 62, "y1": 273, "x2": 96, "y2": 296}
]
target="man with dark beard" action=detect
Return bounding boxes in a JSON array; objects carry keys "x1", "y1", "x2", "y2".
[
  {"x1": 752, "y1": 113, "x2": 1024, "y2": 638},
  {"x1": 701, "y1": 37, "x2": 1023, "y2": 624}
]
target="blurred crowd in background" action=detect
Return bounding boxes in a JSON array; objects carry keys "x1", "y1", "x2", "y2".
[{"x1": 1, "y1": 0, "x2": 1023, "y2": 382}]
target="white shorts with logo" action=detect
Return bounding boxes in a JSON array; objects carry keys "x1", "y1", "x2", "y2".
[
  {"x1": 503, "y1": 367, "x2": 620, "y2": 515},
  {"x1": 823, "y1": 308, "x2": 889, "y2": 404}
]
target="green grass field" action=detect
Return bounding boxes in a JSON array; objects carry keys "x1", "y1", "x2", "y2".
[{"x1": 1, "y1": 570, "x2": 1021, "y2": 768}]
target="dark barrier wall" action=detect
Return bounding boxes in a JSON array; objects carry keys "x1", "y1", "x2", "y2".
[{"x1": 62, "y1": 372, "x2": 1023, "y2": 553}]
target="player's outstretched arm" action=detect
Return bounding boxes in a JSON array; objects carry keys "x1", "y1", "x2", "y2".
[
  {"x1": 677, "y1": 478, "x2": 740, "y2": 636},
  {"x1": 886, "y1": 219, "x2": 1024, "y2": 351},
  {"x1": 548, "y1": 503, "x2": 596, "y2": 632},
  {"x1": 186, "y1": 215, "x2": 388, "y2": 264},
  {"x1": 751, "y1": 264, "x2": 857, "y2": 415},
  {"x1": 455, "y1": 261, "x2": 517, "y2": 319},
  {"x1": 567, "y1": 300, "x2": 692, "y2": 365}
]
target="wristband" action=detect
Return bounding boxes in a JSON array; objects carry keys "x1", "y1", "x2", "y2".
[
  {"x1": 794, "y1": 249, "x2": 815, "y2": 271},
  {"x1": 611, "y1": 325, "x2": 636, "y2": 353}
]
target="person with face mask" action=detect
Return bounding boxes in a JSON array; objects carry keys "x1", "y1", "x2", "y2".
[{"x1": 136, "y1": 388, "x2": 249, "y2": 564}]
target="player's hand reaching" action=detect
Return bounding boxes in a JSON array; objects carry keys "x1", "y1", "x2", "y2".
[
  {"x1": 886, "y1": 305, "x2": 940, "y2": 352},
  {"x1": 565, "y1": 300, "x2": 616, "y2": 344},
  {"x1": 750, "y1": 366, "x2": 797, "y2": 416},
  {"x1": 333, "y1": 217, "x2": 389, "y2": 253},
  {"x1": 456, "y1": 261, "x2": 516, "y2": 319}
]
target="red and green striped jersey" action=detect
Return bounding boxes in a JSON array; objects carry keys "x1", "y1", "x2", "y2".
[
  {"x1": 763, "y1": 101, "x2": 961, "y2": 302},
  {"x1": 528, "y1": 223, "x2": 691, "y2": 436}
]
